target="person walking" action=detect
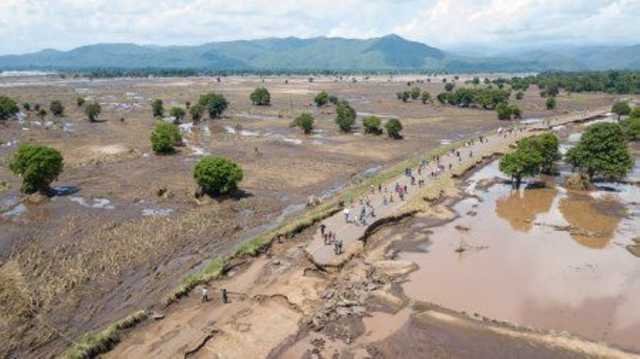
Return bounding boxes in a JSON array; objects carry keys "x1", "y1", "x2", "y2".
[
  {"x1": 343, "y1": 208, "x2": 350, "y2": 223},
  {"x1": 201, "y1": 287, "x2": 209, "y2": 303},
  {"x1": 222, "y1": 288, "x2": 229, "y2": 304}
]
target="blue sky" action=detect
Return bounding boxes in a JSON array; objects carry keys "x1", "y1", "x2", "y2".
[{"x1": 1, "y1": 0, "x2": 639, "y2": 55}]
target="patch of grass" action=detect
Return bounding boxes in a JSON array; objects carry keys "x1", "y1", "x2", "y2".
[
  {"x1": 62, "y1": 310, "x2": 147, "y2": 359},
  {"x1": 164, "y1": 257, "x2": 225, "y2": 305}
]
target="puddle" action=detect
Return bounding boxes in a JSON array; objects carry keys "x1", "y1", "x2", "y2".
[
  {"x1": 69, "y1": 196, "x2": 115, "y2": 210},
  {"x1": 52, "y1": 186, "x2": 80, "y2": 196}
]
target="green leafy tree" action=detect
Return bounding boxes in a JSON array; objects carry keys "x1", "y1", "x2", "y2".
[
  {"x1": 421, "y1": 91, "x2": 431, "y2": 104},
  {"x1": 198, "y1": 92, "x2": 228, "y2": 119},
  {"x1": 189, "y1": 103, "x2": 205, "y2": 123},
  {"x1": 566, "y1": 123, "x2": 633, "y2": 181},
  {"x1": 385, "y1": 118, "x2": 403, "y2": 139},
  {"x1": 84, "y1": 102, "x2": 102, "y2": 122},
  {"x1": 0, "y1": 96, "x2": 19, "y2": 121},
  {"x1": 250, "y1": 87, "x2": 271, "y2": 106},
  {"x1": 499, "y1": 138, "x2": 543, "y2": 189},
  {"x1": 9, "y1": 144, "x2": 64, "y2": 194},
  {"x1": 444, "y1": 82, "x2": 455, "y2": 92},
  {"x1": 169, "y1": 106, "x2": 186, "y2": 123},
  {"x1": 314, "y1": 91, "x2": 329, "y2": 107},
  {"x1": 152, "y1": 99, "x2": 164, "y2": 117},
  {"x1": 22, "y1": 102, "x2": 31, "y2": 112},
  {"x1": 510, "y1": 105, "x2": 522, "y2": 119},
  {"x1": 50, "y1": 100, "x2": 65, "y2": 117},
  {"x1": 545, "y1": 96, "x2": 557, "y2": 110},
  {"x1": 328, "y1": 95, "x2": 339, "y2": 105},
  {"x1": 621, "y1": 117, "x2": 640, "y2": 141},
  {"x1": 37, "y1": 108, "x2": 47, "y2": 121},
  {"x1": 76, "y1": 97, "x2": 85, "y2": 107},
  {"x1": 611, "y1": 101, "x2": 631, "y2": 120},
  {"x1": 194, "y1": 156, "x2": 243, "y2": 196},
  {"x1": 335, "y1": 100, "x2": 356, "y2": 133},
  {"x1": 410, "y1": 87, "x2": 421, "y2": 100},
  {"x1": 472, "y1": 77, "x2": 480, "y2": 85},
  {"x1": 531, "y1": 133, "x2": 561, "y2": 174},
  {"x1": 362, "y1": 116, "x2": 382, "y2": 135},
  {"x1": 401, "y1": 91, "x2": 410, "y2": 103},
  {"x1": 630, "y1": 107, "x2": 640, "y2": 119},
  {"x1": 292, "y1": 113, "x2": 314, "y2": 134},
  {"x1": 496, "y1": 102, "x2": 513, "y2": 120},
  {"x1": 150, "y1": 122, "x2": 182, "y2": 154},
  {"x1": 515, "y1": 91, "x2": 524, "y2": 100}
]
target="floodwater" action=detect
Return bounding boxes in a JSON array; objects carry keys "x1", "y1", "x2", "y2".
[{"x1": 400, "y1": 158, "x2": 640, "y2": 352}]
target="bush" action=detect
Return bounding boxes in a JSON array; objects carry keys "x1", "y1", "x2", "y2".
[
  {"x1": 545, "y1": 96, "x2": 557, "y2": 110},
  {"x1": 363, "y1": 116, "x2": 382, "y2": 135},
  {"x1": 50, "y1": 100, "x2": 65, "y2": 117},
  {"x1": 152, "y1": 99, "x2": 164, "y2": 117},
  {"x1": 194, "y1": 156, "x2": 243, "y2": 196},
  {"x1": 621, "y1": 117, "x2": 640, "y2": 141},
  {"x1": 444, "y1": 82, "x2": 455, "y2": 92},
  {"x1": 169, "y1": 107, "x2": 186, "y2": 123},
  {"x1": 292, "y1": 113, "x2": 314, "y2": 134},
  {"x1": 9, "y1": 144, "x2": 64, "y2": 194},
  {"x1": 189, "y1": 104, "x2": 205, "y2": 123},
  {"x1": 496, "y1": 102, "x2": 513, "y2": 120},
  {"x1": 515, "y1": 91, "x2": 524, "y2": 100},
  {"x1": 0, "y1": 96, "x2": 19, "y2": 120},
  {"x1": 77, "y1": 97, "x2": 86, "y2": 107},
  {"x1": 410, "y1": 87, "x2": 421, "y2": 100},
  {"x1": 510, "y1": 105, "x2": 522, "y2": 119},
  {"x1": 150, "y1": 122, "x2": 182, "y2": 154},
  {"x1": 385, "y1": 118, "x2": 403, "y2": 139},
  {"x1": 328, "y1": 95, "x2": 339, "y2": 105},
  {"x1": 335, "y1": 100, "x2": 356, "y2": 132},
  {"x1": 314, "y1": 91, "x2": 329, "y2": 107},
  {"x1": 421, "y1": 91, "x2": 431, "y2": 104},
  {"x1": 198, "y1": 92, "x2": 228, "y2": 119},
  {"x1": 250, "y1": 87, "x2": 271, "y2": 106},
  {"x1": 22, "y1": 102, "x2": 31, "y2": 112},
  {"x1": 612, "y1": 101, "x2": 631, "y2": 120},
  {"x1": 85, "y1": 102, "x2": 102, "y2": 122}
]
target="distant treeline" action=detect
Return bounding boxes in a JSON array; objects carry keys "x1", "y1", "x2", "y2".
[{"x1": 508, "y1": 71, "x2": 640, "y2": 95}]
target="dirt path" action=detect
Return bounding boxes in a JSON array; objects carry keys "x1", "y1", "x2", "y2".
[{"x1": 106, "y1": 109, "x2": 621, "y2": 359}]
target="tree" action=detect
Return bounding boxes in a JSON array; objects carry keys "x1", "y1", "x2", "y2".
[
  {"x1": 37, "y1": 108, "x2": 47, "y2": 121},
  {"x1": 510, "y1": 105, "x2": 522, "y2": 119},
  {"x1": 150, "y1": 122, "x2": 182, "y2": 154},
  {"x1": 362, "y1": 116, "x2": 382, "y2": 135},
  {"x1": 314, "y1": 91, "x2": 329, "y2": 107},
  {"x1": 190, "y1": 104, "x2": 205, "y2": 123},
  {"x1": 385, "y1": 118, "x2": 403, "y2": 139},
  {"x1": 545, "y1": 96, "x2": 557, "y2": 110},
  {"x1": 531, "y1": 133, "x2": 561, "y2": 174},
  {"x1": 0, "y1": 96, "x2": 19, "y2": 121},
  {"x1": 50, "y1": 100, "x2": 65, "y2": 117},
  {"x1": 472, "y1": 77, "x2": 480, "y2": 85},
  {"x1": 410, "y1": 87, "x2": 421, "y2": 100},
  {"x1": 515, "y1": 91, "x2": 524, "y2": 100},
  {"x1": 198, "y1": 92, "x2": 228, "y2": 119},
  {"x1": 23, "y1": 102, "x2": 31, "y2": 112},
  {"x1": 193, "y1": 156, "x2": 243, "y2": 196},
  {"x1": 76, "y1": 97, "x2": 86, "y2": 107},
  {"x1": 444, "y1": 82, "x2": 455, "y2": 92},
  {"x1": 499, "y1": 139, "x2": 543, "y2": 189},
  {"x1": 84, "y1": 102, "x2": 102, "y2": 122},
  {"x1": 611, "y1": 101, "x2": 631, "y2": 120},
  {"x1": 496, "y1": 102, "x2": 513, "y2": 120},
  {"x1": 328, "y1": 95, "x2": 339, "y2": 105},
  {"x1": 9, "y1": 144, "x2": 64, "y2": 194},
  {"x1": 169, "y1": 106, "x2": 186, "y2": 123},
  {"x1": 152, "y1": 99, "x2": 164, "y2": 117},
  {"x1": 566, "y1": 123, "x2": 633, "y2": 181},
  {"x1": 292, "y1": 113, "x2": 314, "y2": 134},
  {"x1": 421, "y1": 91, "x2": 431, "y2": 104},
  {"x1": 400, "y1": 91, "x2": 410, "y2": 103},
  {"x1": 335, "y1": 100, "x2": 356, "y2": 133},
  {"x1": 250, "y1": 87, "x2": 271, "y2": 106},
  {"x1": 621, "y1": 117, "x2": 640, "y2": 141}
]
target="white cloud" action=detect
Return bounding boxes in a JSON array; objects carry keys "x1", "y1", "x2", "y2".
[{"x1": 0, "y1": 0, "x2": 637, "y2": 55}]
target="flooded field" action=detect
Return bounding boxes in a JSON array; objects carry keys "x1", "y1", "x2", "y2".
[{"x1": 399, "y1": 130, "x2": 640, "y2": 352}]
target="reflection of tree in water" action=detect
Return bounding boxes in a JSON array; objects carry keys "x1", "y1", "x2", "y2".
[
  {"x1": 559, "y1": 193, "x2": 623, "y2": 249},
  {"x1": 495, "y1": 188, "x2": 556, "y2": 232}
]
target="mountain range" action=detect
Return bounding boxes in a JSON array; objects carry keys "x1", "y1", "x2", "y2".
[{"x1": 0, "y1": 34, "x2": 639, "y2": 73}]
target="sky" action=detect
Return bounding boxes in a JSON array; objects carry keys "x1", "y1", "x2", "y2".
[{"x1": 1, "y1": 0, "x2": 639, "y2": 55}]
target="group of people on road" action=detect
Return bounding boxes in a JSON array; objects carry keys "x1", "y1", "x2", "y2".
[
  {"x1": 320, "y1": 223, "x2": 344, "y2": 255},
  {"x1": 201, "y1": 287, "x2": 229, "y2": 304}
]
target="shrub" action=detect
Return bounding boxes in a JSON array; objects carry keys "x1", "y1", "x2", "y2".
[
  {"x1": 9, "y1": 144, "x2": 64, "y2": 194},
  {"x1": 335, "y1": 100, "x2": 356, "y2": 132},
  {"x1": 515, "y1": 91, "x2": 524, "y2": 100},
  {"x1": 169, "y1": 106, "x2": 186, "y2": 123},
  {"x1": 444, "y1": 82, "x2": 455, "y2": 92},
  {"x1": 152, "y1": 99, "x2": 164, "y2": 117},
  {"x1": 194, "y1": 156, "x2": 243, "y2": 196},
  {"x1": 189, "y1": 104, "x2": 205, "y2": 123},
  {"x1": 621, "y1": 116, "x2": 640, "y2": 141},
  {"x1": 250, "y1": 87, "x2": 271, "y2": 106},
  {"x1": 314, "y1": 91, "x2": 329, "y2": 107},
  {"x1": 76, "y1": 97, "x2": 86, "y2": 107},
  {"x1": 198, "y1": 92, "x2": 228, "y2": 119},
  {"x1": 37, "y1": 108, "x2": 47, "y2": 120},
  {"x1": 385, "y1": 118, "x2": 403, "y2": 139},
  {"x1": 545, "y1": 96, "x2": 557, "y2": 110},
  {"x1": 0, "y1": 96, "x2": 19, "y2": 120},
  {"x1": 50, "y1": 100, "x2": 65, "y2": 117},
  {"x1": 362, "y1": 116, "x2": 382, "y2": 135},
  {"x1": 292, "y1": 113, "x2": 314, "y2": 134},
  {"x1": 421, "y1": 91, "x2": 431, "y2": 104},
  {"x1": 496, "y1": 102, "x2": 513, "y2": 120},
  {"x1": 85, "y1": 102, "x2": 102, "y2": 122},
  {"x1": 410, "y1": 87, "x2": 421, "y2": 100},
  {"x1": 22, "y1": 102, "x2": 31, "y2": 112},
  {"x1": 510, "y1": 105, "x2": 522, "y2": 119},
  {"x1": 328, "y1": 95, "x2": 339, "y2": 105},
  {"x1": 150, "y1": 122, "x2": 182, "y2": 154}
]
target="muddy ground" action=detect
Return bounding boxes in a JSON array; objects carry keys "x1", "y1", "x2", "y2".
[{"x1": 0, "y1": 74, "x2": 619, "y2": 357}]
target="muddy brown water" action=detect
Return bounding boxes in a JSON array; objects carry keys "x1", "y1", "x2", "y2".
[{"x1": 399, "y1": 158, "x2": 640, "y2": 353}]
